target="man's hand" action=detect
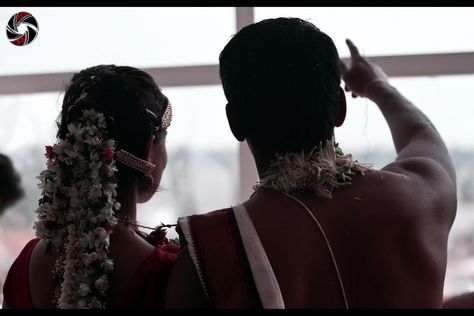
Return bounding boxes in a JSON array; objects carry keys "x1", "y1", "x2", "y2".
[{"x1": 339, "y1": 39, "x2": 389, "y2": 98}]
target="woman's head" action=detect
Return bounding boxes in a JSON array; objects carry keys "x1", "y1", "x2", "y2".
[
  {"x1": 219, "y1": 17, "x2": 344, "y2": 156},
  {"x1": 58, "y1": 65, "x2": 170, "y2": 201},
  {"x1": 0, "y1": 153, "x2": 24, "y2": 213}
]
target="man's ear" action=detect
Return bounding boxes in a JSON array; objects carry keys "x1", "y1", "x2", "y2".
[
  {"x1": 226, "y1": 102, "x2": 246, "y2": 142},
  {"x1": 335, "y1": 87, "x2": 347, "y2": 127}
]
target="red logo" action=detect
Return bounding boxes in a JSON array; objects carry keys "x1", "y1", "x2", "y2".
[{"x1": 6, "y1": 12, "x2": 39, "y2": 46}]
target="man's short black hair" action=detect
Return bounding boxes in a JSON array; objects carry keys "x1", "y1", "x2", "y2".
[{"x1": 219, "y1": 17, "x2": 341, "y2": 154}]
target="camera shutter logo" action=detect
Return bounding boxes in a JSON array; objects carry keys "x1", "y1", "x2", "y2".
[{"x1": 6, "y1": 12, "x2": 39, "y2": 46}]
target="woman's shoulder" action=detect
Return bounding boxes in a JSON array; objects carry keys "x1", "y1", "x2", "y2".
[
  {"x1": 15, "y1": 238, "x2": 40, "y2": 257},
  {"x1": 3, "y1": 238, "x2": 41, "y2": 308},
  {"x1": 111, "y1": 243, "x2": 180, "y2": 309},
  {"x1": 6, "y1": 238, "x2": 40, "y2": 276}
]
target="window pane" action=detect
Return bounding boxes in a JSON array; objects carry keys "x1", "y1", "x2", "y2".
[
  {"x1": 255, "y1": 7, "x2": 474, "y2": 57},
  {"x1": 0, "y1": 7, "x2": 236, "y2": 75},
  {"x1": 335, "y1": 74, "x2": 474, "y2": 297},
  {"x1": 136, "y1": 85, "x2": 239, "y2": 236}
]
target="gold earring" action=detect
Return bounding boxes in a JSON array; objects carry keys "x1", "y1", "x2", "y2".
[{"x1": 139, "y1": 173, "x2": 155, "y2": 189}]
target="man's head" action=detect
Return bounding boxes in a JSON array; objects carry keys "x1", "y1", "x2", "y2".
[
  {"x1": 219, "y1": 17, "x2": 345, "y2": 156},
  {"x1": 0, "y1": 153, "x2": 24, "y2": 214}
]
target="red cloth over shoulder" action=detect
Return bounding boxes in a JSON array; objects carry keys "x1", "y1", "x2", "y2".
[
  {"x1": 3, "y1": 238, "x2": 40, "y2": 308},
  {"x1": 177, "y1": 208, "x2": 261, "y2": 308},
  {"x1": 112, "y1": 243, "x2": 180, "y2": 309},
  {"x1": 3, "y1": 238, "x2": 179, "y2": 309}
]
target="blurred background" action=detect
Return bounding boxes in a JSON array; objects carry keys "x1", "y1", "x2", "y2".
[{"x1": 1, "y1": 7, "x2": 473, "y2": 305}]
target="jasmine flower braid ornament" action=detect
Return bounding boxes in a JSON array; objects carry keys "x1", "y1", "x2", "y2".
[{"x1": 35, "y1": 107, "x2": 120, "y2": 309}]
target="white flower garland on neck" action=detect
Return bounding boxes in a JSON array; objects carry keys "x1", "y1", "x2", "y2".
[
  {"x1": 253, "y1": 136, "x2": 373, "y2": 198},
  {"x1": 35, "y1": 108, "x2": 120, "y2": 308}
]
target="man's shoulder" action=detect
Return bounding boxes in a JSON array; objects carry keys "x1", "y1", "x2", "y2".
[
  {"x1": 352, "y1": 167, "x2": 451, "y2": 203},
  {"x1": 176, "y1": 206, "x2": 236, "y2": 243},
  {"x1": 382, "y1": 157, "x2": 456, "y2": 193},
  {"x1": 178, "y1": 206, "x2": 234, "y2": 223},
  {"x1": 348, "y1": 169, "x2": 416, "y2": 200},
  {"x1": 347, "y1": 168, "x2": 456, "y2": 232}
]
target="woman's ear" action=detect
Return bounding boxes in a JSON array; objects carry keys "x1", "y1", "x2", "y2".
[
  {"x1": 335, "y1": 87, "x2": 347, "y2": 127},
  {"x1": 226, "y1": 102, "x2": 246, "y2": 142},
  {"x1": 143, "y1": 133, "x2": 154, "y2": 162}
]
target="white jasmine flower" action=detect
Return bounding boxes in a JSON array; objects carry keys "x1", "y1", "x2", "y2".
[
  {"x1": 86, "y1": 227, "x2": 108, "y2": 249},
  {"x1": 77, "y1": 283, "x2": 90, "y2": 297},
  {"x1": 88, "y1": 297, "x2": 103, "y2": 309},
  {"x1": 84, "y1": 252, "x2": 98, "y2": 266},
  {"x1": 89, "y1": 151, "x2": 100, "y2": 162},
  {"x1": 88, "y1": 184, "x2": 102, "y2": 200},
  {"x1": 101, "y1": 259, "x2": 114, "y2": 271},
  {"x1": 113, "y1": 202, "x2": 121, "y2": 211},
  {"x1": 94, "y1": 275, "x2": 109, "y2": 295},
  {"x1": 77, "y1": 298, "x2": 88, "y2": 309},
  {"x1": 67, "y1": 123, "x2": 80, "y2": 136}
]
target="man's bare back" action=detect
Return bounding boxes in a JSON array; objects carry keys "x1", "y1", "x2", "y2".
[
  {"x1": 242, "y1": 166, "x2": 455, "y2": 307},
  {"x1": 165, "y1": 22, "x2": 457, "y2": 308}
]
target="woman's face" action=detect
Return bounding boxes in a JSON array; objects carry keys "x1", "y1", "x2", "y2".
[{"x1": 137, "y1": 132, "x2": 167, "y2": 203}]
